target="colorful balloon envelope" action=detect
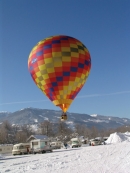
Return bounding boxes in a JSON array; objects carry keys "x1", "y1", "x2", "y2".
[{"x1": 28, "y1": 35, "x2": 91, "y2": 113}]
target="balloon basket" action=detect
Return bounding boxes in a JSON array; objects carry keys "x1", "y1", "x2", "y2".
[{"x1": 60, "y1": 113, "x2": 67, "y2": 121}]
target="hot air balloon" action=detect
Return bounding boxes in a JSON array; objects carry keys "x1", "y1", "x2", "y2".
[{"x1": 28, "y1": 35, "x2": 91, "y2": 120}]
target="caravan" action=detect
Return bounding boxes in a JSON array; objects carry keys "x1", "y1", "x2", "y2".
[
  {"x1": 30, "y1": 139, "x2": 52, "y2": 154},
  {"x1": 71, "y1": 138, "x2": 82, "y2": 148},
  {"x1": 0, "y1": 144, "x2": 13, "y2": 154},
  {"x1": 50, "y1": 141, "x2": 62, "y2": 149},
  {"x1": 12, "y1": 143, "x2": 30, "y2": 155}
]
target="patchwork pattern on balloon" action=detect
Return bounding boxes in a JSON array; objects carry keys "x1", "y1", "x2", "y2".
[{"x1": 28, "y1": 35, "x2": 91, "y2": 113}]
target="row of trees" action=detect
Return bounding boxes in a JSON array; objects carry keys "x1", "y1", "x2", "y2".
[
  {"x1": 40, "y1": 120, "x2": 130, "y2": 140},
  {"x1": 0, "y1": 120, "x2": 33, "y2": 144},
  {"x1": 0, "y1": 120, "x2": 130, "y2": 144}
]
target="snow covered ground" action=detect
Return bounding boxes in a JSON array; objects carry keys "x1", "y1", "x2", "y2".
[{"x1": 0, "y1": 132, "x2": 130, "y2": 173}]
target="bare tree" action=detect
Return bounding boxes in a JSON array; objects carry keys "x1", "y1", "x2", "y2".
[
  {"x1": 2, "y1": 120, "x2": 12, "y2": 131},
  {"x1": 0, "y1": 121, "x2": 14, "y2": 144},
  {"x1": 21, "y1": 125, "x2": 34, "y2": 137},
  {"x1": 15, "y1": 131, "x2": 28, "y2": 143},
  {"x1": 90, "y1": 126, "x2": 99, "y2": 139},
  {"x1": 116, "y1": 125, "x2": 130, "y2": 133},
  {"x1": 74, "y1": 124, "x2": 87, "y2": 137},
  {"x1": 0, "y1": 126, "x2": 8, "y2": 144},
  {"x1": 84, "y1": 127, "x2": 92, "y2": 139},
  {"x1": 40, "y1": 120, "x2": 53, "y2": 137},
  {"x1": 74, "y1": 124, "x2": 91, "y2": 139},
  {"x1": 56, "y1": 121, "x2": 73, "y2": 142}
]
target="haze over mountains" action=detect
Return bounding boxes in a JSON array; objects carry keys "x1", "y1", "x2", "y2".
[{"x1": 0, "y1": 108, "x2": 130, "y2": 130}]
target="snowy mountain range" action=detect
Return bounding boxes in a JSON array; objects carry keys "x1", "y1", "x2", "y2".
[{"x1": 0, "y1": 107, "x2": 130, "y2": 129}]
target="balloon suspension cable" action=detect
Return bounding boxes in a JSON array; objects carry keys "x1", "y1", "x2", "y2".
[{"x1": 60, "y1": 112, "x2": 67, "y2": 121}]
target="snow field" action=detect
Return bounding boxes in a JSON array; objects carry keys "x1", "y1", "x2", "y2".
[
  {"x1": 1, "y1": 132, "x2": 130, "y2": 173},
  {"x1": 0, "y1": 142, "x2": 130, "y2": 173}
]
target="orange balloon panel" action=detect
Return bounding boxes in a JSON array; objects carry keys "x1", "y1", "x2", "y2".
[{"x1": 28, "y1": 35, "x2": 91, "y2": 112}]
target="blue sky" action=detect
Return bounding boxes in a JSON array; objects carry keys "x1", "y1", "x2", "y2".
[{"x1": 0, "y1": 0, "x2": 130, "y2": 118}]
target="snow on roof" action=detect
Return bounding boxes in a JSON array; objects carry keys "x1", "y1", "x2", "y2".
[
  {"x1": 27, "y1": 135, "x2": 48, "y2": 142},
  {"x1": 0, "y1": 144, "x2": 13, "y2": 146},
  {"x1": 32, "y1": 135, "x2": 48, "y2": 140},
  {"x1": 106, "y1": 132, "x2": 130, "y2": 144}
]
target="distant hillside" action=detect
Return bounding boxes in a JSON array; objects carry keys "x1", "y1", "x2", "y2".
[{"x1": 0, "y1": 107, "x2": 130, "y2": 130}]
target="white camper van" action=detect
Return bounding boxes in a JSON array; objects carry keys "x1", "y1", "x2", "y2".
[
  {"x1": 71, "y1": 138, "x2": 82, "y2": 148},
  {"x1": 50, "y1": 141, "x2": 62, "y2": 149},
  {"x1": 12, "y1": 143, "x2": 30, "y2": 155},
  {"x1": 30, "y1": 139, "x2": 52, "y2": 154}
]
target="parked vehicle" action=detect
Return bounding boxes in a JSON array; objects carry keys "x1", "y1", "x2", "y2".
[
  {"x1": 30, "y1": 139, "x2": 52, "y2": 154},
  {"x1": 102, "y1": 137, "x2": 108, "y2": 145},
  {"x1": 71, "y1": 138, "x2": 82, "y2": 148},
  {"x1": 103, "y1": 137, "x2": 108, "y2": 141},
  {"x1": 0, "y1": 144, "x2": 13, "y2": 154},
  {"x1": 50, "y1": 141, "x2": 62, "y2": 149},
  {"x1": 90, "y1": 139, "x2": 102, "y2": 146},
  {"x1": 12, "y1": 143, "x2": 30, "y2": 155}
]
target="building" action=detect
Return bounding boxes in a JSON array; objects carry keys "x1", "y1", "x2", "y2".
[{"x1": 26, "y1": 135, "x2": 48, "y2": 142}]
